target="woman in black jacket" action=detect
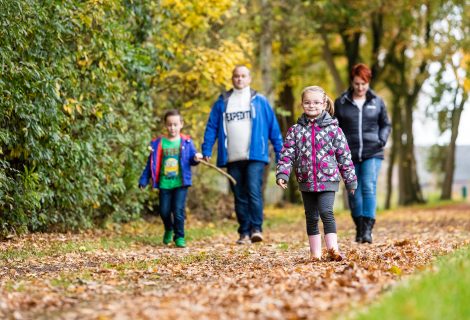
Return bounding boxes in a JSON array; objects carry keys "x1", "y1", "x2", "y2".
[{"x1": 334, "y1": 63, "x2": 391, "y2": 244}]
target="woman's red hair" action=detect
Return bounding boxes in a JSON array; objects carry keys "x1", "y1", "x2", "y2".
[{"x1": 350, "y1": 63, "x2": 372, "y2": 83}]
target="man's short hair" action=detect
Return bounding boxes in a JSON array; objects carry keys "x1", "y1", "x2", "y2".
[{"x1": 232, "y1": 65, "x2": 251, "y2": 76}]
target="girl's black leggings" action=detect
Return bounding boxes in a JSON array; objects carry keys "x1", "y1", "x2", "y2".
[{"x1": 301, "y1": 191, "x2": 336, "y2": 235}]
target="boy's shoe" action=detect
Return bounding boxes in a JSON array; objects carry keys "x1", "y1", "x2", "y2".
[
  {"x1": 251, "y1": 231, "x2": 263, "y2": 243},
  {"x1": 175, "y1": 237, "x2": 186, "y2": 248},
  {"x1": 163, "y1": 230, "x2": 173, "y2": 245},
  {"x1": 236, "y1": 234, "x2": 251, "y2": 245}
]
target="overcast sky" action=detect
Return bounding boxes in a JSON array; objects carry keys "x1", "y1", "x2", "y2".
[{"x1": 413, "y1": 104, "x2": 470, "y2": 146}]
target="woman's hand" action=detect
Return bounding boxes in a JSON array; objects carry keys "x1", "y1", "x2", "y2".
[{"x1": 277, "y1": 178, "x2": 288, "y2": 190}]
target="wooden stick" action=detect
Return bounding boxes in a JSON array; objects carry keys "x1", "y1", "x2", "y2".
[{"x1": 198, "y1": 159, "x2": 237, "y2": 185}]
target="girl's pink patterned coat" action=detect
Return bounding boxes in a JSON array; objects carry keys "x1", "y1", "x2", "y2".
[{"x1": 276, "y1": 111, "x2": 357, "y2": 192}]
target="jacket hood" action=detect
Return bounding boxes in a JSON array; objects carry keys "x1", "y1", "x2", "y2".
[
  {"x1": 297, "y1": 111, "x2": 337, "y2": 127},
  {"x1": 220, "y1": 88, "x2": 258, "y2": 103},
  {"x1": 153, "y1": 133, "x2": 191, "y2": 143},
  {"x1": 340, "y1": 88, "x2": 378, "y2": 103}
]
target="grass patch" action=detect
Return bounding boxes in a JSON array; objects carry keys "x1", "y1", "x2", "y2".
[
  {"x1": 277, "y1": 242, "x2": 289, "y2": 250},
  {"x1": 3, "y1": 280, "x2": 26, "y2": 292},
  {"x1": 0, "y1": 240, "x2": 102, "y2": 262},
  {"x1": 50, "y1": 277, "x2": 74, "y2": 289},
  {"x1": 264, "y1": 205, "x2": 304, "y2": 228},
  {"x1": 353, "y1": 245, "x2": 470, "y2": 320},
  {"x1": 180, "y1": 251, "x2": 212, "y2": 265},
  {"x1": 377, "y1": 199, "x2": 465, "y2": 216},
  {"x1": 102, "y1": 259, "x2": 160, "y2": 272},
  {"x1": 185, "y1": 222, "x2": 236, "y2": 241},
  {"x1": 0, "y1": 221, "x2": 236, "y2": 263}
]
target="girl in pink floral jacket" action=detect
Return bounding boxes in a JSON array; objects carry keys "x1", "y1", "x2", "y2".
[{"x1": 276, "y1": 86, "x2": 357, "y2": 261}]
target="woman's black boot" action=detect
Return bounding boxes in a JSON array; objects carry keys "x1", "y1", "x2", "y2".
[
  {"x1": 361, "y1": 217, "x2": 375, "y2": 243},
  {"x1": 352, "y1": 216, "x2": 363, "y2": 242}
]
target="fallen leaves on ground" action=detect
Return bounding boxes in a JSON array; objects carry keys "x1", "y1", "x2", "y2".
[{"x1": 1, "y1": 203, "x2": 470, "y2": 320}]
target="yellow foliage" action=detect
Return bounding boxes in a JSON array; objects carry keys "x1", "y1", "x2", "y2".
[
  {"x1": 461, "y1": 52, "x2": 470, "y2": 71},
  {"x1": 145, "y1": 0, "x2": 253, "y2": 140},
  {"x1": 464, "y1": 78, "x2": 470, "y2": 93},
  {"x1": 191, "y1": 37, "x2": 253, "y2": 87}
]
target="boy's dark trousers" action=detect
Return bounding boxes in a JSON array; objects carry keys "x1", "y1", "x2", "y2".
[{"x1": 159, "y1": 187, "x2": 188, "y2": 239}]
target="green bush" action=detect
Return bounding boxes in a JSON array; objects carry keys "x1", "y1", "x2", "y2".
[
  {"x1": 0, "y1": 0, "x2": 161, "y2": 235},
  {"x1": 0, "y1": 0, "x2": 245, "y2": 237}
]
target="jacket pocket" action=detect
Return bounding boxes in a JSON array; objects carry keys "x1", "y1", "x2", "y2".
[
  {"x1": 295, "y1": 157, "x2": 309, "y2": 182},
  {"x1": 319, "y1": 155, "x2": 339, "y2": 177}
]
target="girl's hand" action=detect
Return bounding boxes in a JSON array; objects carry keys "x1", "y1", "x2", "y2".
[
  {"x1": 194, "y1": 152, "x2": 203, "y2": 162},
  {"x1": 277, "y1": 178, "x2": 288, "y2": 190}
]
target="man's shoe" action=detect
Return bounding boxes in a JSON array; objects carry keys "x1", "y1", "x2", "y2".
[
  {"x1": 236, "y1": 234, "x2": 251, "y2": 245},
  {"x1": 163, "y1": 230, "x2": 173, "y2": 245},
  {"x1": 251, "y1": 231, "x2": 263, "y2": 243},
  {"x1": 175, "y1": 237, "x2": 186, "y2": 248}
]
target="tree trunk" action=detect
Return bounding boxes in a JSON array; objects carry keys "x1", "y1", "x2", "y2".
[
  {"x1": 441, "y1": 94, "x2": 466, "y2": 199},
  {"x1": 257, "y1": 0, "x2": 274, "y2": 204},
  {"x1": 340, "y1": 29, "x2": 361, "y2": 74},
  {"x1": 278, "y1": 59, "x2": 300, "y2": 204},
  {"x1": 396, "y1": 87, "x2": 424, "y2": 205},
  {"x1": 398, "y1": 98, "x2": 424, "y2": 205},
  {"x1": 276, "y1": 27, "x2": 300, "y2": 203},
  {"x1": 259, "y1": 0, "x2": 274, "y2": 104},
  {"x1": 384, "y1": 95, "x2": 400, "y2": 209},
  {"x1": 386, "y1": 44, "x2": 426, "y2": 206},
  {"x1": 370, "y1": 9, "x2": 384, "y2": 87},
  {"x1": 320, "y1": 31, "x2": 345, "y2": 96}
]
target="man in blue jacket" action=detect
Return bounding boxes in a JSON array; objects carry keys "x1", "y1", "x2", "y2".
[{"x1": 202, "y1": 65, "x2": 283, "y2": 244}]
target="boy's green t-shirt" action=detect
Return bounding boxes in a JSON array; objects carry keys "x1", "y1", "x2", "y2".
[{"x1": 159, "y1": 137, "x2": 182, "y2": 189}]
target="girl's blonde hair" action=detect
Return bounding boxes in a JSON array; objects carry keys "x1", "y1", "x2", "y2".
[{"x1": 301, "y1": 86, "x2": 335, "y2": 116}]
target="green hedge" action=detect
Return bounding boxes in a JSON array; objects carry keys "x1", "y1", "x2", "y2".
[{"x1": 0, "y1": 0, "x2": 165, "y2": 235}]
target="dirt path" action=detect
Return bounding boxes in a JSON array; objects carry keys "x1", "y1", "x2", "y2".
[{"x1": 1, "y1": 204, "x2": 470, "y2": 320}]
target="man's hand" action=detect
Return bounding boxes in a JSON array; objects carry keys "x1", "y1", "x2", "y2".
[
  {"x1": 138, "y1": 184, "x2": 145, "y2": 190},
  {"x1": 277, "y1": 178, "x2": 288, "y2": 190},
  {"x1": 203, "y1": 156, "x2": 211, "y2": 162},
  {"x1": 194, "y1": 153, "x2": 203, "y2": 162},
  {"x1": 349, "y1": 189, "x2": 355, "y2": 196}
]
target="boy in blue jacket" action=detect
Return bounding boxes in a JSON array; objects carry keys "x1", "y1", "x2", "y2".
[{"x1": 139, "y1": 109, "x2": 202, "y2": 248}]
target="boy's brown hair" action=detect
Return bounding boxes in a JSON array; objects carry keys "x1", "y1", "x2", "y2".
[{"x1": 164, "y1": 109, "x2": 182, "y2": 122}]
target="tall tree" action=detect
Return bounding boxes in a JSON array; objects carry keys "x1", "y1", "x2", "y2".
[
  {"x1": 258, "y1": 0, "x2": 274, "y2": 104},
  {"x1": 426, "y1": 1, "x2": 470, "y2": 199}
]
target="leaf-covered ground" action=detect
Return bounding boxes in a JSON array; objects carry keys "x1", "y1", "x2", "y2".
[{"x1": 1, "y1": 203, "x2": 470, "y2": 320}]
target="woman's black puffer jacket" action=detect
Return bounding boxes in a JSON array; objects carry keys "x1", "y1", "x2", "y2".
[{"x1": 334, "y1": 89, "x2": 391, "y2": 163}]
